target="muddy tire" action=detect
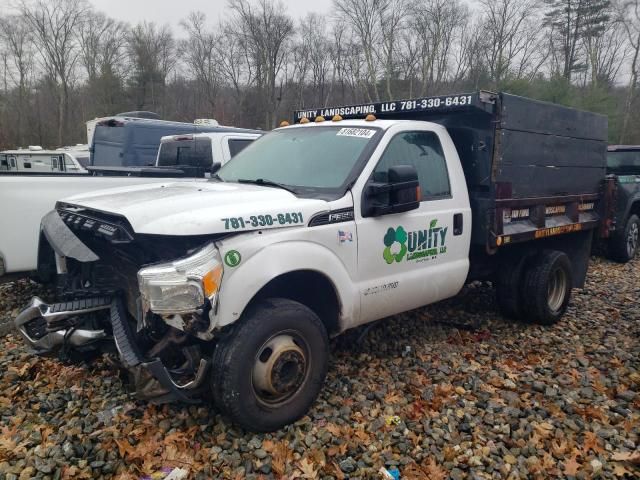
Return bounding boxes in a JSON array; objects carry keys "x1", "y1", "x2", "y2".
[
  {"x1": 495, "y1": 256, "x2": 527, "y2": 320},
  {"x1": 211, "y1": 298, "x2": 329, "y2": 432},
  {"x1": 609, "y1": 214, "x2": 640, "y2": 263},
  {"x1": 521, "y1": 250, "x2": 572, "y2": 325}
]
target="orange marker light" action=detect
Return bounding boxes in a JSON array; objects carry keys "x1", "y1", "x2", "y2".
[
  {"x1": 203, "y1": 264, "x2": 223, "y2": 297},
  {"x1": 315, "y1": 116, "x2": 325, "y2": 123},
  {"x1": 365, "y1": 114, "x2": 377, "y2": 121},
  {"x1": 279, "y1": 120, "x2": 290, "y2": 127},
  {"x1": 332, "y1": 115, "x2": 343, "y2": 122},
  {"x1": 300, "y1": 117, "x2": 310, "y2": 124}
]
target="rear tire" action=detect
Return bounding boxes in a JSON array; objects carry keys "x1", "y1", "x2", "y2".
[
  {"x1": 609, "y1": 214, "x2": 639, "y2": 263},
  {"x1": 521, "y1": 250, "x2": 572, "y2": 325},
  {"x1": 495, "y1": 256, "x2": 527, "y2": 319},
  {"x1": 211, "y1": 298, "x2": 329, "y2": 432}
]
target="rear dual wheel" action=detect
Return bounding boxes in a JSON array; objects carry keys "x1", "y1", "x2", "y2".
[{"x1": 496, "y1": 250, "x2": 572, "y2": 325}]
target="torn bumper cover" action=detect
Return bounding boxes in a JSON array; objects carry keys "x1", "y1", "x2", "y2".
[{"x1": 15, "y1": 296, "x2": 210, "y2": 404}]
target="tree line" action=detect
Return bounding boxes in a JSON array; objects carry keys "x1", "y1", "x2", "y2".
[{"x1": 1, "y1": 0, "x2": 640, "y2": 149}]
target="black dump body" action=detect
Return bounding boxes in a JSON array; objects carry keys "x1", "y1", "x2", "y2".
[{"x1": 295, "y1": 91, "x2": 608, "y2": 249}]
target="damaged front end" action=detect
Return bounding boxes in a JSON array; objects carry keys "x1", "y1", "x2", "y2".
[{"x1": 15, "y1": 204, "x2": 226, "y2": 404}]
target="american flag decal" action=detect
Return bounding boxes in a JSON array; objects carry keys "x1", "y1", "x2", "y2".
[{"x1": 338, "y1": 230, "x2": 353, "y2": 243}]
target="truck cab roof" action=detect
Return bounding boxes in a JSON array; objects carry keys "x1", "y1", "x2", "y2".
[{"x1": 279, "y1": 119, "x2": 426, "y2": 131}]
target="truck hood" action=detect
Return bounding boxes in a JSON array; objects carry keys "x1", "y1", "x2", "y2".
[{"x1": 62, "y1": 180, "x2": 329, "y2": 235}]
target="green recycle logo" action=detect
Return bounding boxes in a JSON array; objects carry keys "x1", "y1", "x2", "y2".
[
  {"x1": 383, "y1": 226, "x2": 408, "y2": 264},
  {"x1": 224, "y1": 250, "x2": 242, "y2": 267}
]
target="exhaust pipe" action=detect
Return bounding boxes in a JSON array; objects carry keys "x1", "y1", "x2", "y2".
[{"x1": 15, "y1": 296, "x2": 110, "y2": 353}]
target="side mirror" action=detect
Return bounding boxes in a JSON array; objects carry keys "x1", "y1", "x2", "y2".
[
  {"x1": 205, "y1": 162, "x2": 222, "y2": 178},
  {"x1": 362, "y1": 164, "x2": 421, "y2": 217}
]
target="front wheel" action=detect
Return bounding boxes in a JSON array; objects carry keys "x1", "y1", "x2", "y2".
[
  {"x1": 521, "y1": 250, "x2": 572, "y2": 325},
  {"x1": 211, "y1": 298, "x2": 329, "y2": 432},
  {"x1": 609, "y1": 214, "x2": 639, "y2": 263}
]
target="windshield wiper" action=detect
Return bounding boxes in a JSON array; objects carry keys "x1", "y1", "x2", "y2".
[{"x1": 237, "y1": 178, "x2": 297, "y2": 194}]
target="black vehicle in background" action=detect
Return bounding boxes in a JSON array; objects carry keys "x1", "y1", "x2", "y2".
[{"x1": 605, "y1": 145, "x2": 640, "y2": 262}]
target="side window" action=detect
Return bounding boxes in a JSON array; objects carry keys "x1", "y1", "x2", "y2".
[
  {"x1": 228, "y1": 139, "x2": 254, "y2": 157},
  {"x1": 373, "y1": 131, "x2": 451, "y2": 200}
]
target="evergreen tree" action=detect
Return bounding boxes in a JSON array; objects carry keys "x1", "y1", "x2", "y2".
[{"x1": 543, "y1": 0, "x2": 611, "y2": 81}]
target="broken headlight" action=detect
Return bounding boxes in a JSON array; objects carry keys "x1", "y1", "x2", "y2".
[{"x1": 137, "y1": 243, "x2": 223, "y2": 314}]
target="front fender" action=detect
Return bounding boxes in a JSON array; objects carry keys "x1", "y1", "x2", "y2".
[{"x1": 212, "y1": 241, "x2": 359, "y2": 331}]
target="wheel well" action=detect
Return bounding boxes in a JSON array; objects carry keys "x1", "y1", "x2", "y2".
[
  {"x1": 248, "y1": 270, "x2": 341, "y2": 336},
  {"x1": 630, "y1": 201, "x2": 640, "y2": 218}
]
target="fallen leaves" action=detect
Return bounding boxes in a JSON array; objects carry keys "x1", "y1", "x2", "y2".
[
  {"x1": 612, "y1": 450, "x2": 640, "y2": 464},
  {"x1": 563, "y1": 449, "x2": 581, "y2": 476},
  {"x1": 0, "y1": 425, "x2": 29, "y2": 461},
  {"x1": 263, "y1": 439, "x2": 293, "y2": 477},
  {"x1": 612, "y1": 451, "x2": 640, "y2": 477},
  {"x1": 297, "y1": 457, "x2": 319, "y2": 479},
  {"x1": 582, "y1": 431, "x2": 605, "y2": 455},
  {"x1": 403, "y1": 458, "x2": 447, "y2": 480}
]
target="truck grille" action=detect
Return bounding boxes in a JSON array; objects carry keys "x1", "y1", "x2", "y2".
[{"x1": 57, "y1": 204, "x2": 134, "y2": 244}]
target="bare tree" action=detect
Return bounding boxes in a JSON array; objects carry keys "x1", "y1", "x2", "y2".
[
  {"x1": 0, "y1": 14, "x2": 34, "y2": 145},
  {"x1": 78, "y1": 11, "x2": 126, "y2": 81},
  {"x1": 412, "y1": 0, "x2": 468, "y2": 95},
  {"x1": 377, "y1": 0, "x2": 409, "y2": 99},
  {"x1": 479, "y1": 0, "x2": 542, "y2": 86},
  {"x1": 585, "y1": 18, "x2": 627, "y2": 85},
  {"x1": 217, "y1": 24, "x2": 253, "y2": 109},
  {"x1": 227, "y1": 0, "x2": 294, "y2": 129},
  {"x1": 179, "y1": 12, "x2": 222, "y2": 116},
  {"x1": 127, "y1": 22, "x2": 176, "y2": 113},
  {"x1": 19, "y1": 0, "x2": 89, "y2": 145},
  {"x1": 333, "y1": 0, "x2": 383, "y2": 101},
  {"x1": 617, "y1": 0, "x2": 640, "y2": 141}
]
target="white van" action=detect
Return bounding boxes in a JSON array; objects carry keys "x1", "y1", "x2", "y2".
[{"x1": 0, "y1": 145, "x2": 89, "y2": 174}]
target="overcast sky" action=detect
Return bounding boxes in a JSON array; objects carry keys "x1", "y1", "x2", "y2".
[{"x1": 89, "y1": 0, "x2": 333, "y2": 30}]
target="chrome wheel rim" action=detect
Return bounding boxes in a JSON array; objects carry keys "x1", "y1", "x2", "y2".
[
  {"x1": 627, "y1": 222, "x2": 639, "y2": 258},
  {"x1": 252, "y1": 331, "x2": 309, "y2": 407},
  {"x1": 547, "y1": 268, "x2": 567, "y2": 312}
]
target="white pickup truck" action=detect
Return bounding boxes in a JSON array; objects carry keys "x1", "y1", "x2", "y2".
[
  {"x1": 0, "y1": 132, "x2": 261, "y2": 282},
  {"x1": 15, "y1": 92, "x2": 607, "y2": 432}
]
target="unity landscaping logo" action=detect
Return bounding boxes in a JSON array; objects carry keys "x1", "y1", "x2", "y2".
[{"x1": 383, "y1": 219, "x2": 448, "y2": 264}]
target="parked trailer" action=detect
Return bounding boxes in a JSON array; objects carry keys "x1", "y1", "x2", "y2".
[{"x1": 0, "y1": 146, "x2": 89, "y2": 174}]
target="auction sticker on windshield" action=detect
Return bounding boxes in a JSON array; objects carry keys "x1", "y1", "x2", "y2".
[{"x1": 336, "y1": 128, "x2": 376, "y2": 138}]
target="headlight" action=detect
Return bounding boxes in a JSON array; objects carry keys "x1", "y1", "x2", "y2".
[{"x1": 137, "y1": 243, "x2": 223, "y2": 314}]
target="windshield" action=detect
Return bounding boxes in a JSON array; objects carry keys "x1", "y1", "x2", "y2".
[
  {"x1": 607, "y1": 151, "x2": 640, "y2": 174},
  {"x1": 218, "y1": 126, "x2": 379, "y2": 193}
]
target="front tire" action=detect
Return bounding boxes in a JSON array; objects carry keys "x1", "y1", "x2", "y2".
[
  {"x1": 211, "y1": 298, "x2": 329, "y2": 432},
  {"x1": 609, "y1": 214, "x2": 639, "y2": 263},
  {"x1": 521, "y1": 250, "x2": 572, "y2": 325}
]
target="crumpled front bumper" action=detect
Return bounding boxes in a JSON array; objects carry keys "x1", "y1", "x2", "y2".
[{"x1": 14, "y1": 296, "x2": 210, "y2": 404}]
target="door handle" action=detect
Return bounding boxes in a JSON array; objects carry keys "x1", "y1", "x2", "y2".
[{"x1": 454, "y1": 213, "x2": 463, "y2": 236}]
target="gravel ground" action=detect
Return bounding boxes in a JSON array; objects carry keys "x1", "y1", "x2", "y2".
[{"x1": 0, "y1": 256, "x2": 638, "y2": 480}]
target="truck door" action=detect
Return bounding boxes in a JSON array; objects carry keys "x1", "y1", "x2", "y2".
[{"x1": 355, "y1": 127, "x2": 471, "y2": 325}]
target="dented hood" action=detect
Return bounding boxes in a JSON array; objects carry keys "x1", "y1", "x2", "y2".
[{"x1": 62, "y1": 180, "x2": 329, "y2": 235}]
